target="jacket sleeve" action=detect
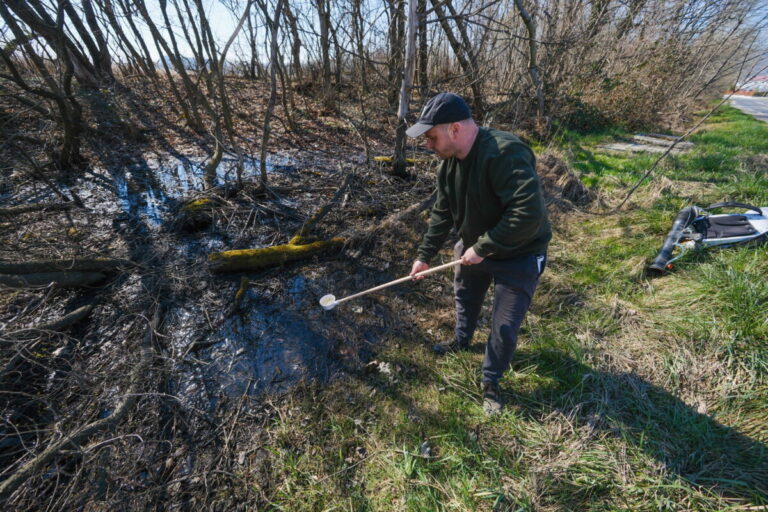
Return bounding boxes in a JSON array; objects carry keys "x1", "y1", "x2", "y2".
[
  {"x1": 472, "y1": 146, "x2": 546, "y2": 258},
  {"x1": 417, "y1": 167, "x2": 453, "y2": 263}
]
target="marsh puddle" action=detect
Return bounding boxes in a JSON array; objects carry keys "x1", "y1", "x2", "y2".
[
  {"x1": 63, "y1": 150, "x2": 375, "y2": 406},
  {"x1": 168, "y1": 285, "x2": 337, "y2": 409},
  {"x1": 93, "y1": 154, "x2": 299, "y2": 228},
  {"x1": 78, "y1": 151, "x2": 358, "y2": 404}
]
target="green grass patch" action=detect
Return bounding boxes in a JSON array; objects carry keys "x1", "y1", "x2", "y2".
[{"x1": 254, "y1": 104, "x2": 768, "y2": 510}]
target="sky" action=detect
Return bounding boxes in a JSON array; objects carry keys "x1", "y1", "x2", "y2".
[{"x1": 136, "y1": 0, "x2": 250, "y2": 61}]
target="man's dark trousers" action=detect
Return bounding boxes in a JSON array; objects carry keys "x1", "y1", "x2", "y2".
[{"x1": 453, "y1": 241, "x2": 546, "y2": 385}]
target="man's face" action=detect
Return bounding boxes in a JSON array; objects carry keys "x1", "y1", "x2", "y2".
[{"x1": 423, "y1": 124, "x2": 457, "y2": 159}]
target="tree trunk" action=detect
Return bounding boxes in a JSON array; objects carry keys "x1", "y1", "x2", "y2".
[
  {"x1": 0, "y1": 272, "x2": 106, "y2": 289},
  {"x1": 257, "y1": 0, "x2": 287, "y2": 188},
  {"x1": 393, "y1": 0, "x2": 417, "y2": 178},
  {"x1": 352, "y1": 0, "x2": 368, "y2": 93},
  {"x1": 61, "y1": 0, "x2": 114, "y2": 84},
  {"x1": 417, "y1": 0, "x2": 428, "y2": 96},
  {"x1": 284, "y1": 4, "x2": 303, "y2": 81},
  {"x1": 387, "y1": 0, "x2": 405, "y2": 109},
  {"x1": 514, "y1": 0, "x2": 545, "y2": 124},
  {"x1": 277, "y1": 57, "x2": 297, "y2": 132},
  {"x1": 315, "y1": 0, "x2": 334, "y2": 109},
  {"x1": 245, "y1": 8, "x2": 259, "y2": 79},
  {"x1": 330, "y1": 23, "x2": 343, "y2": 88}
]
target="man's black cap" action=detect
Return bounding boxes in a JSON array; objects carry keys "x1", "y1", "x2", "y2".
[{"x1": 406, "y1": 92, "x2": 472, "y2": 138}]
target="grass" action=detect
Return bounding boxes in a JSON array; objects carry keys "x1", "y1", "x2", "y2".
[{"x1": 254, "y1": 105, "x2": 768, "y2": 510}]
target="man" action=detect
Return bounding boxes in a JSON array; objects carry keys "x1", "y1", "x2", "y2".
[{"x1": 407, "y1": 92, "x2": 551, "y2": 415}]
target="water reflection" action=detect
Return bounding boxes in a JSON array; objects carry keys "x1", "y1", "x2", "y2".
[
  {"x1": 171, "y1": 297, "x2": 335, "y2": 409},
  {"x1": 108, "y1": 155, "x2": 297, "y2": 228}
]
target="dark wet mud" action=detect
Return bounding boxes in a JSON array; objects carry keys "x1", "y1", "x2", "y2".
[{"x1": 1, "y1": 148, "x2": 435, "y2": 416}]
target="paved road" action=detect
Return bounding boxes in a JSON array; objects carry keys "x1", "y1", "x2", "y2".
[{"x1": 728, "y1": 95, "x2": 768, "y2": 123}]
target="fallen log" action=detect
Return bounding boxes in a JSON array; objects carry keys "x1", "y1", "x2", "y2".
[
  {"x1": 0, "y1": 272, "x2": 106, "y2": 289},
  {"x1": 208, "y1": 190, "x2": 434, "y2": 273},
  {"x1": 0, "y1": 258, "x2": 134, "y2": 275},
  {"x1": 0, "y1": 202, "x2": 74, "y2": 217},
  {"x1": 209, "y1": 238, "x2": 345, "y2": 273},
  {"x1": 4, "y1": 305, "x2": 94, "y2": 340}
]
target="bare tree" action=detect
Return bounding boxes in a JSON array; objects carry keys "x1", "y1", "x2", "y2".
[
  {"x1": 428, "y1": 0, "x2": 484, "y2": 113},
  {"x1": 393, "y1": 0, "x2": 418, "y2": 177},
  {"x1": 514, "y1": 0, "x2": 545, "y2": 125},
  {"x1": 3, "y1": 0, "x2": 113, "y2": 88},
  {"x1": 133, "y1": 0, "x2": 206, "y2": 131},
  {"x1": 315, "y1": 0, "x2": 335, "y2": 109},
  {"x1": 0, "y1": 2, "x2": 85, "y2": 168},
  {"x1": 256, "y1": 0, "x2": 287, "y2": 189},
  {"x1": 97, "y1": 0, "x2": 158, "y2": 81}
]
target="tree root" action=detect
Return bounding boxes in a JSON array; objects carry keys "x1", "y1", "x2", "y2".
[
  {"x1": 0, "y1": 257, "x2": 134, "y2": 274},
  {"x1": 0, "y1": 203, "x2": 75, "y2": 217}
]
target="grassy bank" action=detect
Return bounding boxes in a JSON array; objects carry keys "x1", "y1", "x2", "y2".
[{"x1": 259, "y1": 106, "x2": 768, "y2": 511}]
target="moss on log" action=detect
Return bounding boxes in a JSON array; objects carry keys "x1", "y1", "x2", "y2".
[
  {"x1": 180, "y1": 198, "x2": 214, "y2": 212},
  {"x1": 0, "y1": 258, "x2": 134, "y2": 274},
  {"x1": 0, "y1": 272, "x2": 106, "y2": 288},
  {"x1": 209, "y1": 238, "x2": 344, "y2": 273},
  {"x1": 175, "y1": 197, "x2": 220, "y2": 232}
]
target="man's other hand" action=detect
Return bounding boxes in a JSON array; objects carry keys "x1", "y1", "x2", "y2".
[
  {"x1": 461, "y1": 247, "x2": 484, "y2": 265},
  {"x1": 410, "y1": 260, "x2": 430, "y2": 280}
]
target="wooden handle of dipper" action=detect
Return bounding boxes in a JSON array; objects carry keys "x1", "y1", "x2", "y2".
[{"x1": 335, "y1": 259, "x2": 462, "y2": 305}]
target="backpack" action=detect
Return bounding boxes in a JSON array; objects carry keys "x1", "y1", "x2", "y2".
[{"x1": 648, "y1": 202, "x2": 768, "y2": 273}]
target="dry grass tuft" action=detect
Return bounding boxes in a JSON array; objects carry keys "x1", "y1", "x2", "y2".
[{"x1": 537, "y1": 153, "x2": 596, "y2": 210}]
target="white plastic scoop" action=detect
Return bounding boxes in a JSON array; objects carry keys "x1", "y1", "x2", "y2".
[{"x1": 320, "y1": 259, "x2": 462, "y2": 310}]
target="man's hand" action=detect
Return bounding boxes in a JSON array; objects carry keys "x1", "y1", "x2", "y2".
[
  {"x1": 410, "y1": 260, "x2": 430, "y2": 280},
  {"x1": 461, "y1": 247, "x2": 484, "y2": 265}
]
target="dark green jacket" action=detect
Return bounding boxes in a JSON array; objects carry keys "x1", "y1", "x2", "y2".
[{"x1": 417, "y1": 127, "x2": 551, "y2": 263}]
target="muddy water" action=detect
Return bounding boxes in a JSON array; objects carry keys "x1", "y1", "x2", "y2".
[
  {"x1": 71, "y1": 152, "x2": 368, "y2": 407},
  {"x1": 102, "y1": 155, "x2": 297, "y2": 228},
  {"x1": 172, "y1": 297, "x2": 336, "y2": 408}
]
